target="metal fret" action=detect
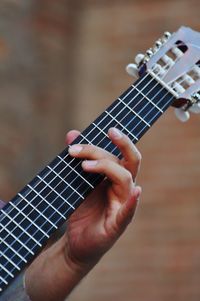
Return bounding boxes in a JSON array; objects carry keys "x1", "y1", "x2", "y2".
[
  {"x1": 105, "y1": 110, "x2": 139, "y2": 141},
  {"x1": 118, "y1": 97, "x2": 151, "y2": 128},
  {"x1": 27, "y1": 183, "x2": 66, "y2": 220},
  {"x1": 36, "y1": 175, "x2": 76, "y2": 209},
  {"x1": 0, "y1": 276, "x2": 8, "y2": 285},
  {"x1": 18, "y1": 193, "x2": 58, "y2": 229},
  {"x1": 80, "y1": 133, "x2": 91, "y2": 144},
  {"x1": 92, "y1": 122, "x2": 108, "y2": 138},
  {"x1": 9, "y1": 202, "x2": 49, "y2": 239},
  {"x1": 1, "y1": 239, "x2": 27, "y2": 263},
  {"x1": 0, "y1": 264, "x2": 14, "y2": 279},
  {"x1": 132, "y1": 84, "x2": 164, "y2": 113},
  {"x1": 57, "y1": 155, "x2": 94, "y2": 189},
  {"x1": 1, "y1": 210, "x2": 40, "y2": 251},
  {"x1": 1, "y1": 253, "x2": 20, "y2": 272}
]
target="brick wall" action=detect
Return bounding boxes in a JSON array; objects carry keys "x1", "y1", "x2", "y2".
[{"x1": 0, "y1": 1, "x2": 200, "y2": 300}]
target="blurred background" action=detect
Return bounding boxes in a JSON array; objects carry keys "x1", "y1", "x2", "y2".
[{"x1": 0, "y1": 0, "x2": 200, "y2": 300}]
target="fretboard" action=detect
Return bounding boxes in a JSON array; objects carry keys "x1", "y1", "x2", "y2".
[{"x1": 0, "y1": 72, "x2": 174, "y2": 294}]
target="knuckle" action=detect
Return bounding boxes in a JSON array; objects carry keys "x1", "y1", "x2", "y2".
[
  {"x1": 134, "y1": 149, "x2": 142, "y2": 162},
  {"x1": 124, "y1": 170, "x2": 133, "y2": 184}
]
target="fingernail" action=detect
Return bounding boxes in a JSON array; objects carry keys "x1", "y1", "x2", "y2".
[
  {"x1": 83, "y1": 160, "x2": 98, "y2": 168},
  {"x1": 69, "y1": 145, "x2": 83, "y2": 155},
  {"x1": 109, "y1": 128, "x2": 123, "y2": 139}
]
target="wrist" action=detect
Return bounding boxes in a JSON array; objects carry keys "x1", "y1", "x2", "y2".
[
  {"x1": 62, "y1": 235, "x2": 96, "y2": 276},
  {"x1": 25, "y1": 236, "x2": 94, "y2": 301}
]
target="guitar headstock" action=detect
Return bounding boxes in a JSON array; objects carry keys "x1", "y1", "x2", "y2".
[{"x1": 127, "y1": 26, "x2": 200, "y2": 121}]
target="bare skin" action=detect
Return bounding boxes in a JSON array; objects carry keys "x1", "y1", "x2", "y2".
[{"x1": 25, "y1": 128, "x2": 142, "y2": 301}]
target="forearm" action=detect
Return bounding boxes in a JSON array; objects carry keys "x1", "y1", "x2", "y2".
[{"x1": 25, "y1": 236, "x2": 94, "y2": 301}]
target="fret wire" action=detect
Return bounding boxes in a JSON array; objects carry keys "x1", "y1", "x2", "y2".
[
  {"x1": 18, "y1": 193, "x2": 58, "y2": 229},
  {"x1": 1, "y1": 192, "x2": 57, "y2": 257},
  {"x1": 1, "y1": 239, "x2": 27, "y2": 263},
  {"x1": 1, "y1": 253, "x2": 20, "y2": 272},
  {"x1": 0, "y1": 264, "x2": 14, "y2": 278},
  {"x1": 0, "y1": 276, "x2": 8, "y2": 285},
  {"x1": 118, "y1": 97, "x2": 151, "y2": 128},
  {"x1": 123, "y1": 87, "x2": 171, "y2": 135},
  {"x1": 36, "y1": 175, "x2": 76, "y2": 208},
  {"x1": 9, "y1": 202, "x2": 49, "y2": 238},
  {"x1": 80, "y1": 133, "x2": 92, "y2": 144},
  {"x1": 27, "y1": 183, "x2": 66, "y2": 219},
  {"x1": 2, "y1": 210, "x2": 42, "y2": 251},
  {"x1": 105, "y1": 110, "x2": 139, "y2": 141},
  {"x1": 1, "y1": 210, "x2": 40, "y2": 251},
  {"x1": 1, "y1": 233, "x2": 34, "y2": 266},
  {"x1": 136, "y1": 88, "x2": 173, "y2": 131},
  {"x1": 91, "y1": 122, "x2": 109, "y2": 138},
  {"x1": 0, "y1": 71, "x2": 173, "y2": 276},
  {"x1": 55, "y1": 156, "x2": 94, "y2": 189},
  {"x1": 47, "y1": 162, "x2": 95, "y2": 202},
  {"x1": 133, "y1": 84, "x2": 164, "y2": 113},
  {"x1": 146, "y1": 96, "x2": 173, "y2": 127},
  {"x1": 1, "y1": 191, "x2": 66, "y2": 269}
]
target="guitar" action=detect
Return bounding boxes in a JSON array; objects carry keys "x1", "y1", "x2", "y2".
[{"x1": 1, "y1": 26, "x2": 200, "y2": 298}]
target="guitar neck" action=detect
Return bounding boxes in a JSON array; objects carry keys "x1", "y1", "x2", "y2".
[{"x1": 0, "y1": 72, "x2": 174, "y2": 294}]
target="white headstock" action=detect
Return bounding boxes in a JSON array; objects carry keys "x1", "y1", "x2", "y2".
[{"x1": 126, "y1": 26, "x2": 200, "y2": 122}]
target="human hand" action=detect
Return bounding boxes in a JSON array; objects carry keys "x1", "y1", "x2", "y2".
[
  {"x1": 65, "y1": 127, "x2": 142, "y2": 267},
  {"x1": 25, "y1": 128, "x2": 142, "y2": 301}
]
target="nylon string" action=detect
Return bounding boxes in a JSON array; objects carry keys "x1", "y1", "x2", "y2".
[{"x1": 0, "y1": 64, "x2": 176, "y2": 276}]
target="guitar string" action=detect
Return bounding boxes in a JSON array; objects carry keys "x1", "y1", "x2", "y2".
[
  {"x1": 0, "y1": 57, "x2": 174, "y2": 227},
  {"x1": 0, "y1": 49, "x2": 180, "y2": 276},
  {"x1": 0, "y1": 62, "x2": 175, "y2": 262},
  {"x1": 0, "y1": 41, "x2": 195, "y2": 284},
  {"x1": 0, "y1": 71, "x2": 156, "y2": 225},
  {"x1": 0, "y1": 41, "x2": 188, "y2": 227},
  {"x1": 0, "y1": 71, "x2": 175, "y2": 276},
  {"x1": 1, "y1": 99, "x2": 174, "y2": 282},
  {"x1": 0, "y1": 65, "x2": 174, "y2": 264},
  {"x1": 0, "y1": 69, "x2": 169, "y2": 231},
  {"x1": 1, "y1": 90, "x2": 174, "y2": 282}
]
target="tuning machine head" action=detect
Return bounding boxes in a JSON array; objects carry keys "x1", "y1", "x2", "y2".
[
  {"x1": 174, "y1": 92, "x2": 200, "y2": 122},
  {"x1": 189, "y1": 92, "x2": 200, "y2": 113},
  {"x1": 132, "y1": 31, "x2": 172, "y2": 76},
  {"x1": 126, "y1": 31, "x2": 172, "y2": 79}
]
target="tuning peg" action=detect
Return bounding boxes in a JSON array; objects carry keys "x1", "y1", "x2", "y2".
[
  {"x1": 175, "y1": 108, "x2": 190, "y2": 122},
  {"x1": 153, "y1": 40, "x2": 163, "y2": 52},
  {"x1": 189, "y1": 102, "x2": 200, "y2": 114},
  {"x1": 162, "y1": 31, "x2": 171, "y2": 41},
  {"x1": 135, "y1": 53, "x2": 145, "y2": 65},
  {"x1": 126, "y1": 63, "x2": 139, "y2": 78}
]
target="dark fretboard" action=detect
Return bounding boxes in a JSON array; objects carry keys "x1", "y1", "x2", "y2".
[{"x1": 0, "y1": 72, "x2": 174, "y2": 294}]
